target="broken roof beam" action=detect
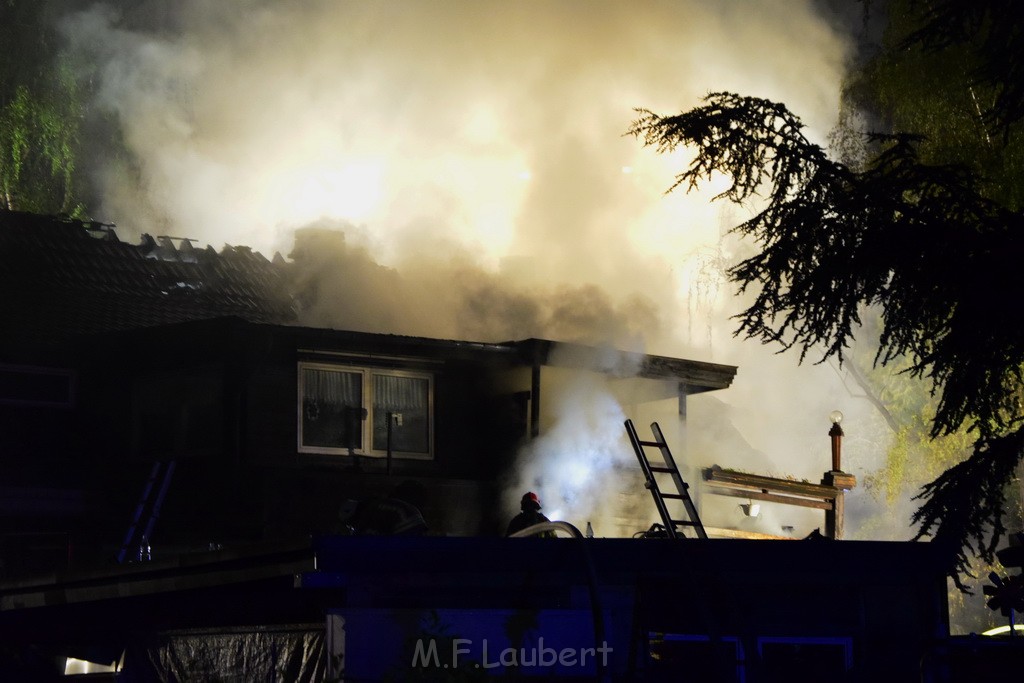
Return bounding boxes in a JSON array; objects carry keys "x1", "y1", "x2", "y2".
[
  {"x1": 703, "y1": 485, "x2": 834, "y2": 511},
  {"x1": 702, "y1": 465, "x2": 846, "y2": 501}
]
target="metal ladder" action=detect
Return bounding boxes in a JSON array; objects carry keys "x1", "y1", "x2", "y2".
[
  {"x1": 625, "y1": 420, "x2": 707, "y2": 539},
  {"x1": 116, "y1": 460, "x2": 177, "y2": 563}
]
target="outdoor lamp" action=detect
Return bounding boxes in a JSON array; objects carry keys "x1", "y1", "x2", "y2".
[{"x1": 829, "y1": 410, "x2": 844, "y2": 472}]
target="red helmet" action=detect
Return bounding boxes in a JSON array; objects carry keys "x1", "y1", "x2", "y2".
[{"x1": 522, "y1": 491, "x2": 541, "y2": 509}]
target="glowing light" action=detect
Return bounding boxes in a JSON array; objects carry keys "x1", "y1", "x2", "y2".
[
  {"x1": 427, "y1": 155, "x2": 531, "y2": 264},
  {"x1": 982, "y1": 624, "x2": 1024, "y2": 636},
  {"x1": 621, "y1": 166, "x2": 633, "y2": 174},
  {"x1": 564, "y1": 460, "x2": 593, "y2": 489},
  {"x1": 282, "y1": 161, "x2": 384, "y2": 223},
  {"x1": 469, "y1": 203, "x2": 516, "y2": 258},
  {"x1": 463, "y1": 103, "x2": 502, "y2": 143},
  {"x1": 517, "y1": 170, "x2": 532, "y2": 181},
  {"x1": 65, "y1": 656, "x2": 120, "y2": 674}
]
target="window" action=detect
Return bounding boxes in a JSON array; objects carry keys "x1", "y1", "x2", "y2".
[{"x1": 298, "y1": 362, "x2": 433, "y2": 459}]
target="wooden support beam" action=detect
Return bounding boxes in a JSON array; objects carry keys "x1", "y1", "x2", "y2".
[
  {"x1": 704, "y1": 485, "x2": 834, "y2": 511},
  {"x1": 704, "y1": 526, "x2": 798, "y2": 540},
  {"x1": 704, "y1": 466, "x2": 841, "y2": 500},
  {"x1": 703, "y1": 465, "x2": 857, "y2": 539},
  {"x1": 822, "y1": 471, "x2": 857, "y2": 490}
]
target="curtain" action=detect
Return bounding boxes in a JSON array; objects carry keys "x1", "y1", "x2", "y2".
[
  {"x1": 304, "y1": 368, "x2": 361, "y2": 406},
  {"x1": 372, "y1": 374, "x2": 427, "y2": 411}
]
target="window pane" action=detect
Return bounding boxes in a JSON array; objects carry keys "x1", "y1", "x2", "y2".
[
  {"x1": 372, "y1": 374, "x2": 430, "y2": 454},
  {"x1": 302, "y1": 368, "x2": 363, "y2": 449}
]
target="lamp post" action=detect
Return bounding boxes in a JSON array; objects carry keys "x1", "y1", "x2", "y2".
[
  {"x1": 829, "y1": 410, "x2": 844, "y2": 472},
  {"x1": 823, "y1": 410, "x2": 856, "y2": 539}
]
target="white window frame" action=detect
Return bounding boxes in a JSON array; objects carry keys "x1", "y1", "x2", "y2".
[{"x1": 298, "y1": 361, "x2": 434, "y2": 460}]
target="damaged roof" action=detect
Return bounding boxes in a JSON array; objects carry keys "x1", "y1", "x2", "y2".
[
  {"x1": 0, "y1": 211, "x2": 296, "y2": 353},
  {"x1": 0, "y1": 211, "x2": 736, "y2": 391}
]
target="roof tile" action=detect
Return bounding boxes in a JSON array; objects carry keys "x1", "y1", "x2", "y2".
[{"x1": 0, "y1": 211, "x2": 296, "y2": 352}]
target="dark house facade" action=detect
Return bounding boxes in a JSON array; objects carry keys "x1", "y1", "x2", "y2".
[
  {"x1": 0, "y1": 210, "x2": 293, "y2": 575},
  {"x1": 0, "y1": 211, "x2": 737, "y2": 570},
  {"x1": 71, "y1": 316, "x2": 738, "y2": 559},
  {"x1": 3, "y1": 211, "x2": 1005, "y2": 681}
]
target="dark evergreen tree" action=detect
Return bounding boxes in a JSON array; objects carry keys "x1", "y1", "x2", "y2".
[
  {"x1": 630, "y1": 0, "x2": 1024, "y2": 589},
  {"x1": 629, "y1": 5, "x2": 1024, "y2": 582}
]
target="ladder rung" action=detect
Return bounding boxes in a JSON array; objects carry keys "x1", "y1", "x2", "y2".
[{"x1": 627, "y1": 419, "x2": 706, "y2": 541}]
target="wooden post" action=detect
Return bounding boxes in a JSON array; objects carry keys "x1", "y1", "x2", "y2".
[
  {"x1": 822, "y1": 471, "x2": 856, "y2": 540},
  {"x1": 530, "y1": 363, "x2": 541, "y2": 439},
  {"x1": 825, "y1": 491, "x2": 844, "y2": 540},
  {"x1": 829, "y1": 421, "x2": 844, "y2": 472}
]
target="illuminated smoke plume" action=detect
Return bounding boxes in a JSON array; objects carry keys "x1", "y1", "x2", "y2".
[
  {"x1": 500, "y1": 344, "x2": 647, "y2": 536},
  {"x1": 55, "y1": 1, "x2": 891, "y2": 539},
  {"x1": 59, "y1": 0, "x2": 849, "y2": 287}
]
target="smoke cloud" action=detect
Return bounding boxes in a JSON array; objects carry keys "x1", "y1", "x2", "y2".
[
  {"x1": 60, "y1": 0, "x2": 848, "y2": 294},
  {"x1": 56, "y1": 1, "x2": 897, "y2": 541}
]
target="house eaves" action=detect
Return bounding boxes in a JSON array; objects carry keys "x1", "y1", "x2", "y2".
[
  {"x1": 83, "y1": 317, "x2": 738, "y2": 391},
  {"x1": 510, "y1": 338, "x2": 736, "y2": 393}
]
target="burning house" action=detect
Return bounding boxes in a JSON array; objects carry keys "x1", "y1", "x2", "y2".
[
  {"x1": 0, "y1": 211, "x2": 979, "y2": 680},
  {"x1": 0, "y1": 211, "x2": 740, "y2": 555}
]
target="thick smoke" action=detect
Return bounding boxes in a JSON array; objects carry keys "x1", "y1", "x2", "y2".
[
  {"x1": 503, "y1": 366, "x2": 633, "y2": 532},
  {"x1": 499, "y1": 344, "x2": 653, "y2": 536},
  {"x1": 57, "y1": 1, "x2": 890, "y2": 540},
  {"x1": 60, "y1": 0, "x2": 848, "y2": 292},
  {"x1": 286, "y1": 222, "x2": 660, "y2": 347}
]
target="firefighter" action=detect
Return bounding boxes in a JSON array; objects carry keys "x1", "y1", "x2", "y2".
[{"x1": 506, "y1": 491, "x2": 552, "y2": 536}]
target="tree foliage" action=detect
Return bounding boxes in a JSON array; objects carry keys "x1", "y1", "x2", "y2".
[
  {"x1": 0, "y1": 0, "x2": 85, "y2": 216},
  {"x1": 628, "y1": 90, "x2": 1024, "y2": 585},
  {"x1": 899, "y1": 0, "x2": 1024, "y2": 138},
  {"x1": 837, "y1": 0, "x2": 1024, "y2": 212}
]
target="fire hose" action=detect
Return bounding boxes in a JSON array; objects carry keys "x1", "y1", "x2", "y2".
[{"x1": 509, "y1": 521, "x2": 609, "y2": 683}]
